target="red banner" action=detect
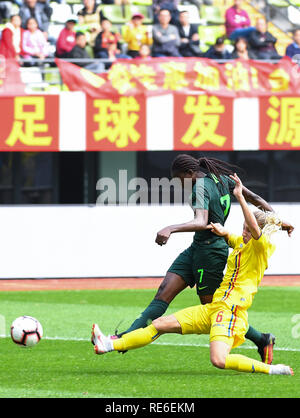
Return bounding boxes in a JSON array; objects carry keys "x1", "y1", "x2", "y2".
[
  {"x1": 0, "y1": 95, "x2": 59, "y2": 151},
  {"x1": 174, "y1": 93, "x2": 233, "y2": 150},
  {"x1": 259, "y1": 96, "x2": 300, "y2": 150},
  {"x1": 57, "y1": 57, "x2": 300, "y2": 98},
  {"x1": 86, "y1": 95, "x2": 146, "y2": 150},
  {"x1": 0, "y1": 58, "x2": 26, "y2": 96}
]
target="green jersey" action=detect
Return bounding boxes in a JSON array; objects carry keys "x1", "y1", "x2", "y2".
[{"x1": 190, "y1": 173, "x2": 235, "y2": 246}]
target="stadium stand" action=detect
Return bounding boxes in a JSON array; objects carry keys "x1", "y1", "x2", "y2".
[{"x1": 0, "y1": 0, "x2": 298, "y2": 91}]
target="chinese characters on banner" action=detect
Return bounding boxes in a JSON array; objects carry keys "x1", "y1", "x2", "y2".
[
  {"x1": 56, "y1": 56, "x2": 300, "y2": 98},
  {"x1": 86, "y1": 95, "x2": 146, "y2": 151},
  {"x1": 1, "y1": 58, "x2": 300, "y2": 151},
  {"x1": 174, "y1": 93, "x2": 233, "y2": 150},
  {"x1": 260, "y1": 96, "x2": 300, "y2": 149},
  {"x1": 0, "y1": 96, "x2": 59, "y2": 151}
]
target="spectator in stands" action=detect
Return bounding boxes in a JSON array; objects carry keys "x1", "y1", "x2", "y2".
[
  {"x1": 0, "y1": 1, "x2": 13, "y2": 24},
  {"x1": 77, "y1": 0, "x2": 102, "y2": 46},
  {"x1": 153, "y1": 0, "x2": 180, "y2": 26},
  {"x1": 22, "y1": 17, "x2": 50, "y2": 62},
  {"x1": 0, "y1": 15, "x2": 24, "y2": 59},
  {"x1": 68, "y1": 31, "x2": 105, "y2": 72},
  {"x1": 152, "y1": 8, "x2": 181, "y2": 57},
  {"x1": 94, "y1": 18, "x2": 130, "y2": 60},
  {"x1": 135, "y1": 43, "x2": 152, "y2": 59},
  {"x1": 19, "y1": 0, "x2": 52, "y2": 34},
  {"x1": 248, "y1": 17, "x2": 280, "y2": 60},
  {"x1": 55, "y1": 16, "x2": 77, "y2": 58},
  {"x1": 204, "y1": 36, "x2": 232, "y2": 59},
  {"x1": 231, "y1": 36, "x2": 256, "y2": 59},
  {"x1": 225, "y1": 0, "x2": 253, "y2": 41},
  {"x1": 177, "y1": 10, "x2": 202, "y2": 57},
  {"x1": 122, "y1": 13, "x2": 152, "y2": 58},
  {"x1": 285, "y1": 28, "x2": 300, "y2": 59}
]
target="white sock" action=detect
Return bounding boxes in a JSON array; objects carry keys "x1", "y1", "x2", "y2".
[{"x1": 269, "y1": 364, "x2": 292, "y2": 375}]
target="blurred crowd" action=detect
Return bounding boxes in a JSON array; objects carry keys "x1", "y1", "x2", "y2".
[{"x1": 0, "y1": 0, "x2": 299, "y2": 70}]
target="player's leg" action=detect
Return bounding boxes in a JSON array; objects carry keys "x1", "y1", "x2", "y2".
[
  {"x1": 92, "y1": 314, "x2": 182, "y2": 354},
  {"x1": 193, "y1": 247, "x2": 276, "y2": 363},
  {"x1": 117, "y1": 248, "x2": 195, "y2": 336},
  {"x1": 210, "y1": 339, "x2": 293, "y2": 375},
  {"x1": 210, "y1": 338, "x2": 271, "y2": 373},
  {"x1": 117, "y1": 272, "x2": 187, "y2": 337},
  {"x1": 209, "y1": 307, "x2": 292, "y2": 375},
  {"x1": 112, "y1": 304, "x2": 210, "y2": 353},
  {"x1": 245, "y1": 326, "x2": 276, "y2": 364}
]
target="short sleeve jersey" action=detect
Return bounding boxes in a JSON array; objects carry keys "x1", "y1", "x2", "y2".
[
  {"x1": 190, "y1": 173, "x2": 235, "y2": 245},
  {"x1": 213, "y1": 233, "x2": 276, "y2": 310}
]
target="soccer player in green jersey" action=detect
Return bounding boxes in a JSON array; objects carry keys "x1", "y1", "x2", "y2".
[{"x1": 114, "y1": 154, "x2": 294, "y2": 362}]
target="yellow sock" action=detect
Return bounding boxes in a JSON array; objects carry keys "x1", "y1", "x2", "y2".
[
  {"x1": 113, "y1": 324, "x2": 160, "y2": 352},
  {"x1": 225, "y1": 354, "x2": 271, "y2": 374}
]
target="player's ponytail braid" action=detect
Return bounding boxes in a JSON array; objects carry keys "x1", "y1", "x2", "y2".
[
  {"x1": 254, "y1": 211, "x2": 282, "y2": 239},
  {"x1": 198, "y1": 157, "x2": 237, "y2": 180},
  {"x1": 171, "y1": 154, "x2": 241, "y2": 184}
]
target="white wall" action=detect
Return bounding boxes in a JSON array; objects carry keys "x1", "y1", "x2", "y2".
[{"x1": 0, "y1": 203, "x2": 298, "y2": 279}]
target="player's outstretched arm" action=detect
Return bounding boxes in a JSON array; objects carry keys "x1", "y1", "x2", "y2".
[
  {"x1": 155, "y1": 209, "x2": 208, "y2": 246},
  {"x1": 242, "y1": 185, "x2": 273, "y2": 212},
  {"x1": 231, "y1": 173, "x2": 261, "y2": 240}
]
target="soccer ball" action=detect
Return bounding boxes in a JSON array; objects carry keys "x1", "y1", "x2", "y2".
[{"x1": 10, "y1": 316, "x2": 43, "y2": 347}]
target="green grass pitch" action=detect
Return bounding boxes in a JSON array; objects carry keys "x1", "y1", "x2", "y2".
[{"x1": 0, "y1": 286, "x2": 299, "y2": 398}]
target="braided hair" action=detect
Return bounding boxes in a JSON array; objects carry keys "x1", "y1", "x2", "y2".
[{"x1": 171, "y1": 154, "x2": 241, "y2": 183}]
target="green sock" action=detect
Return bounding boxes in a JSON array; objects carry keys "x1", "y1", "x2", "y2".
[
  {"x1": 119, "y1": 299, "x2": 169, "y2": 337},
  {"x1": 245, "y1": 325, "x2": 263, "y2": 347}
]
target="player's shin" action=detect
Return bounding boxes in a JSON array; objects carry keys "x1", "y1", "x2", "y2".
[
  {"x1": 224, "y1": 354, "x2": 271, "y2": 374},
  {"x1": 113, "y1": 324, "x2": 161, "y2": 352}
]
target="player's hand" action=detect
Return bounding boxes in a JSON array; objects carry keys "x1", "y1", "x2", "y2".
[
  {"x1": 155, "y1": 227, "x2": 172, "y2": 246},
  {"x1": 281, "y1": 221, "x2": 294, "y2": 237},
  {"x1": 229, "y1": 173, "x2": 243, "y2": 198},
  {"x1": 209, "y1": 222, "x2": 228, "y2": 237}
]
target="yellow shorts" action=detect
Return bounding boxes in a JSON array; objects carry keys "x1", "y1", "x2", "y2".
[{"x1": 173, "y1": 301, "x2": 248, "y2": 349}]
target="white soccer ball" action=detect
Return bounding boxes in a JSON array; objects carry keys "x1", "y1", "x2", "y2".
[{"x1": 10, "y1": 316, "x2": 43, "y2": 347}]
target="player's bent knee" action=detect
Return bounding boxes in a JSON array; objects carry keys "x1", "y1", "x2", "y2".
[
  {"x1": 210, "y1": 352, "x2": 226, "y2": 369},
  {"x1": 152, "y1": 315, "x2": 182, "y2": 334}
]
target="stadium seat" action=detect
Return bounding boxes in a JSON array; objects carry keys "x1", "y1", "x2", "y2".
[
  {"x1": 20, "y1": 68, "x2": 49, "y2": 93},
  {"x1": 287, "y1": 5, "x2": 300, "y2": 24},
  {"x1": 98, "y1": 5, "x2": 127, "y2": 24},
  {"x1": 72, "y1": 4, "x2": 83, "y2": 15},
  {"x1": 125, "y1": 5, "x2": 153, "y2": 24},
  {"x1": 50, "y1": 2, "x2": 73, "y2": 24},
  {"x1": 131, "y1": 0, "x2": 153, "y2": 5},
  {"x1": 48, "y1": 23, "x2": 64, "y2": 41},
  {"x1": 44, "y1": 68, "x2": 61, "y2": 85},
  {"x1": 289, "y1": 0, "x2": 300, "y2": 6},
  {"x1": 177, "y1": 4, "x2": 203, "y2": 24},
  {"x1": 200, "y1": 5, "x2": 225, "y2": 25},
  {"x1": 44, "y1": 84, "x2": 62, "y2": 93},
  {"x1": 267, "y1": 0, "x2": 288, "y2": 6},
  {"x1": 198, "y1": 25, "x2": 226, "y2": 47}
]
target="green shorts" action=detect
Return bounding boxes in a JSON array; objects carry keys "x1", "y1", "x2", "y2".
[{"x1": 168, "y1": 240, "x2": 228, "y2": 296}]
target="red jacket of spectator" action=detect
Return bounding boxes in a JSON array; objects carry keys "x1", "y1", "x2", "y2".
[
  {"x1": 56, "y1": 27, "x2": 76, "y2": 58},
  {"x1": 0, "y1": 23, "x2": 24, "y2": 59}
]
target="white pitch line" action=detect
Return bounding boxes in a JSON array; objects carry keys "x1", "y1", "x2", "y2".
[{"x1": 2, "y1": 334, "x2": 300, "y2": 353}]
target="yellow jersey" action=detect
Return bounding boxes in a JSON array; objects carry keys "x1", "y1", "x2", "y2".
[
  {"x1": 122, "y1": 24, "x2": 152, "y2": 51},
  {"x1": 212, "y1": 233, "x2": 275, "y2": 311}
]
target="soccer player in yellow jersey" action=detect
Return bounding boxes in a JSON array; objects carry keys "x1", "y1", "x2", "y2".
[{"x1": 91, "y1": 173, "x2": 293, "y2": 376}]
